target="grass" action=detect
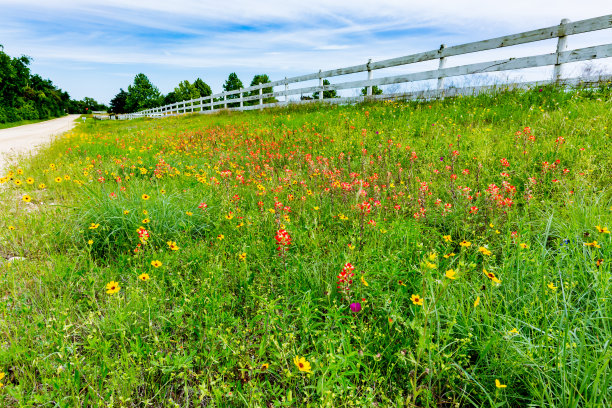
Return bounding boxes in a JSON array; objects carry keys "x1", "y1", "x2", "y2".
[{"x1": 0, "y1": 83, "x2": 611, "y2": 407}]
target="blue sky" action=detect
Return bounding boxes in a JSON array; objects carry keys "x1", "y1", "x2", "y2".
[{"x1": 1, "y1": 0, "x2": 610, "y2": 104}]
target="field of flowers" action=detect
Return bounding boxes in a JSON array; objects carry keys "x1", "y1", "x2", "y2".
[{"x1": 1, "y1": 84, "x2": 611, "y2": 407}]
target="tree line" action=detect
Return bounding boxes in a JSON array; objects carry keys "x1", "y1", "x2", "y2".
[
  {"x1": 0, "y1": 46, "x2": 108, "y2": 124},
  {"x1": 109, "y1": 73, "x2": 384, "y2": 114}
]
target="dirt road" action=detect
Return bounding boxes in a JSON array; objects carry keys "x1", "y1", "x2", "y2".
[{"x1": 0, "y1": 115, "x2": 80, "y2": 175}]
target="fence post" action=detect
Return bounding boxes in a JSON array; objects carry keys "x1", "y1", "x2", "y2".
[
  {"x1": 553, "y1": 18, "x2": 570, "y2": 83},
  {"x1": 210, "y1": 96, "x2": 214, "y2": 111},
  {"x1": 259, "y1": 87, "x2": 263, "y2": 109},
  {"x1": 284, "y1": 77, "x2": 288, "y2": 104},
  {"x1": 240, "y1": 89, "x2": 244, "y2": 109},
  {"x1": 437, "y1": 44, "x2": 447, "y2": 94},
  {"x1": 367, "y1": 58, "x2": 373, "y2": 96},
  {"x1": 224, "y1": 93, "x2": 227, "y2": 109},
  {"x1": 319, "y1": 69, "x2": 323, "y2": 100}
]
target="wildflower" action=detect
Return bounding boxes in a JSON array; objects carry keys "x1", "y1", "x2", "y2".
[
  {"x1": 547, "y1": 282, "x2": 558, "y2": 291},
  {"x1": 337, "y1": 263, "x2": 355, "y2": 294},
  {"x1": 398, "y1": 280, "x2": 406, "y2": 286},
  {"x1": 474, "y1": 296, "x2": 480, "y2": 307},
  {"x1": 142, "y1": 218, "x2": 150, "y2": 224},
  {"x1": 198, "y1": 202, "x2": 208, "y2": 209},
  {"x1": 225, "y1": 212, "x2": 234, "y2": 220},
  {"x1": 106, "y1": 281, "x2": 120, "y2": 295},
  {"x1": 293, "y1": 356, "x2": 312, "y2": 373},
  {"x1": 275, "y1": 229, "x2": 292, "y2": 253},
  {"x1": 508, "y1": 328, "x2": 519, "y2": 335},
  {"x1": 142, "y1": 194, "x2": 150, "y2": 200},
  {"x1": 55, "y1": 177, "x2": 62, "y2": 183},
  {"x1": 459, "y1": 240, "x2": 471, "y2": 247},
  {"x1": 0, "y1": 371, "x2": 4, "y2": 387},
  {"x1": 14, "y1": 179, "x2": 22, "y2": 186},
  {"x1": 596, "y1": 225, "x2": 610, "y2": 234},
  {"x1": 443, "y1": 235, "x2": 452, "y2": 242},
  {"x1": 38, "y1": 183, "x2": 46, "y2": 189},
  {"x1": 348, "y1": 243, "x2": 355, "y2": 250},
  {"x1": 8, "y1": 226, "x2": 15, "y2": 231},
  {"x1": 428, "y1": 252, "x2": 437, "y2": 261},
  {"x1": 596, "y1": 259, "x2": 603, "y2": 267},
  {"x1": 138, "y1": 273, "x2": 150, "y2": 281},
  {"x1": 443, "y1": 252, "x2": 456, "y2": 258},
  {"x1": 26, "y1": 177, "x2": 34, "y2": 184},
  {"x1": 186, "y1": 211, "x2": 193, "y2": 216},
  {"x1": 167, "y1": 241, "x2": 179, "y2": 251},
  {"x1": 87, "y1": 239, "x2": 93, "y2": 245},
  {"x1": 411, "y1": 294, "x2": 423, "y2": 306},
  {"x1": 478, "y1": 246, "x2": 492, "y2": 256},
  {"x1": 350, "y1": 302, "x2": 362, "y2": 313},
  {"x1": 261, "y1": 363, "x2": 269, "y2": 370},
  {"x1": 445, "y1": 269, "x2": 457, "y2": 280},
  {"x1": 424, "y1": 261, "x2": 437, "y2": 269},
  {"x1": 519, "y1": 243, "x2": 529, "y2": 249},
  {"x1": 484, "y1": 269, "x2": 501, "y2": 284},
  {"x1": 495, "y1": 379, "x2": 507, "y2": 388},
  {"x1": 123, "y1": 210, "x2": 130, "y2": 214},
  {"x1": 239, "y1": 252, "x2": 247, "y2": 261},
  {"x1": 584, "y1": 241, "x2": 601, "y2": 248},
  {"x1": 151, "y1": 260, "x2": 162, "y2": 268},
  {"x1": 469, "y1": 206, "x2": 479, "y2": 214},
  {"x1": 22, "y1": 195, "x2": 32, "y2": 202},
  {"x1": 217, "y1": 234, "x2": 225, "y2": 240},
  {"x1": 361, "y1": 276, "x2": 369, "y2": 286},
  {"x1": 89, "y1": 223, "x2": 100, "y2": 230}
]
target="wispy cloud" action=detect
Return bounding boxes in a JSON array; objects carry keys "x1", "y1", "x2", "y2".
[{"x1": 1, "y1": 0, "x2": 609, "y2": 103}]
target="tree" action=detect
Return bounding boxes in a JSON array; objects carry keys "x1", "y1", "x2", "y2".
[
  {"x1": 223, "y1": 72, "x2": 243, "y2": 108},
  {"x1": 193, "y1": 78, "x2": 212, "y2": 97},
  {"x1": 174, "y1": 80, "x2": 200, "y2": 102},
  {"x1": 125, "y1": 73, "x2": 161, "y2": 113},
  {"x1": 247, "y1": 74, "x2": 276, "y2": 105},
  {"x1": 360, "y1": 85, "x2": 383, "y2": 96},
  {"x1": 163, "y1": 91, "x2": 178, "y2": 106},
  {"x1": 312, "y1": 79, "x2": 337, "y2": 100},
  {"x1": 109, "y1": 88, "x2": 128, "y2": 113}
]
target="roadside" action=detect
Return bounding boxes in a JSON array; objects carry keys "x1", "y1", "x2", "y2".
[{"x1": 0, "y1": 114, "x2": 80, "y2": 175}]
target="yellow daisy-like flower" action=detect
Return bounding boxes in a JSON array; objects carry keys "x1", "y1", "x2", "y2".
[
  {"x1": 547, "y1": 282, "x2": 557, "y2": 291},
  {"x1": 583, "y1": 241, "x2": 601, "y2": 249},
  {"x1": 445, "y1": 269, "x2": 457, "y2": 280},
  {"x1": 428, "y1": 252, "x2": 437, "y2": 261},
  {"x1": 151, "y1": 260, "x2": 162, "y2": 268},
  {"x1": 495, "y1": 379, "x2": 507, "y2": 388},
  {"x1": 261, "y1": 363, "x2": 269, "y2": 370},
  {"x1": 54, "y1": 177, "x2": 62, "y2": 183},
  {"x1": 138, "y1": 273, "x2": 150, "y2": 281},
  {"x1": 443, "y1": 252, "x2": 456, "y2": 259},
  {"x1": 106, "y1": 281, "x2": 120, "y2": 295},
  {"x1": 0, "y1": 370, "x2": 4, "y2": 387},
  {"x1": 87, "y1": 239, "x2": 93, "y2": 245},
  {"x1": 225, "y1": 212, "x2": 234, "y2": 220},
  {"x1": 63, "y1": 175, "x2": 70, "y2": 180},
  {"x1": 442, "y1": 235, "x2": 452, "y2": 242},
  {"x1": 123, "y1": 210, "x2": 130, "y2": 215},
  {"x1": 25, "y1": 177, "x2": 34, "y2": 184},
  {"x1": 167, "y1": 241, "x2": 179, "y2": 251},
  {"x1": 89, "y1": 223, "x2": 100, "y2": 229},
  {"x1": 22, "y1": 195, "x2": 32, "y2": 202},
  {"x1": 217, "y1": 234, "x2": 225, "y2": 240},
  {"x1": 361, "y1": 276, "x2": 369, "y2": 286},
  {"x1": 508, "y1": 328, "x2": 519, "y2": 335},
  {"x1": 142, "y1": 194, "x2": 150, "y2": 200},
  {"x1": 14, "y1": 179, "x2": 22, "y2": 186},
  {"x1": 142, "y1": 218, "x2": 150, "y2": 224},
  {"x1": 238, "y1": 252, "x2": 247, "y2": 261},
  {"x1": 595, "y1": 225, "x2": 610, "y2": 234},
  {"x1": 478, "y1": 246, "x2": 492, "y2": 256},
  {"x1": 8, "y1": 226, "x2": 15, "y2": 231},
  {"x1": 483, "y1": 269, "x2": 501, "y2": 284},
  {"x1": 519, "y1": 243, "x2": 529, "y2": 249},
  {"x1": 459, "y1": 240, "x2": 471, "y2": 247},
  {"x1": 410, "y1": 294, "x2": 423, "y2": 306},
  {"x1": 186, "y1": 211, "x2": 193, "y2": 216},
  {"x1": 293, "y1": 356, "x2": 312, "y2": 373},
  {"x1": 38, "y1": 183, "x2": 46, "y2": 189}
]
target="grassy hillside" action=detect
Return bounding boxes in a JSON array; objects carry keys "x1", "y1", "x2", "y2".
[{"x1": 1, "y1": 84, "x2": 611, "y2": 407}]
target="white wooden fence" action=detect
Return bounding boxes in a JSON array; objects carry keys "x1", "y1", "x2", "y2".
[{"x1": 117, "y1": 15, "x2": 612, "y2": 120}]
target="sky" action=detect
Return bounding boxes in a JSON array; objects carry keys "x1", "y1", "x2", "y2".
[{"x1": 1, "y1": 0, "x2": 610, "y2": 105}]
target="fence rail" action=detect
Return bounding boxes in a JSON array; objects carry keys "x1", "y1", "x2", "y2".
[{"x1": 117, "y1": 15, "x2": 612, "y2": 120}]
